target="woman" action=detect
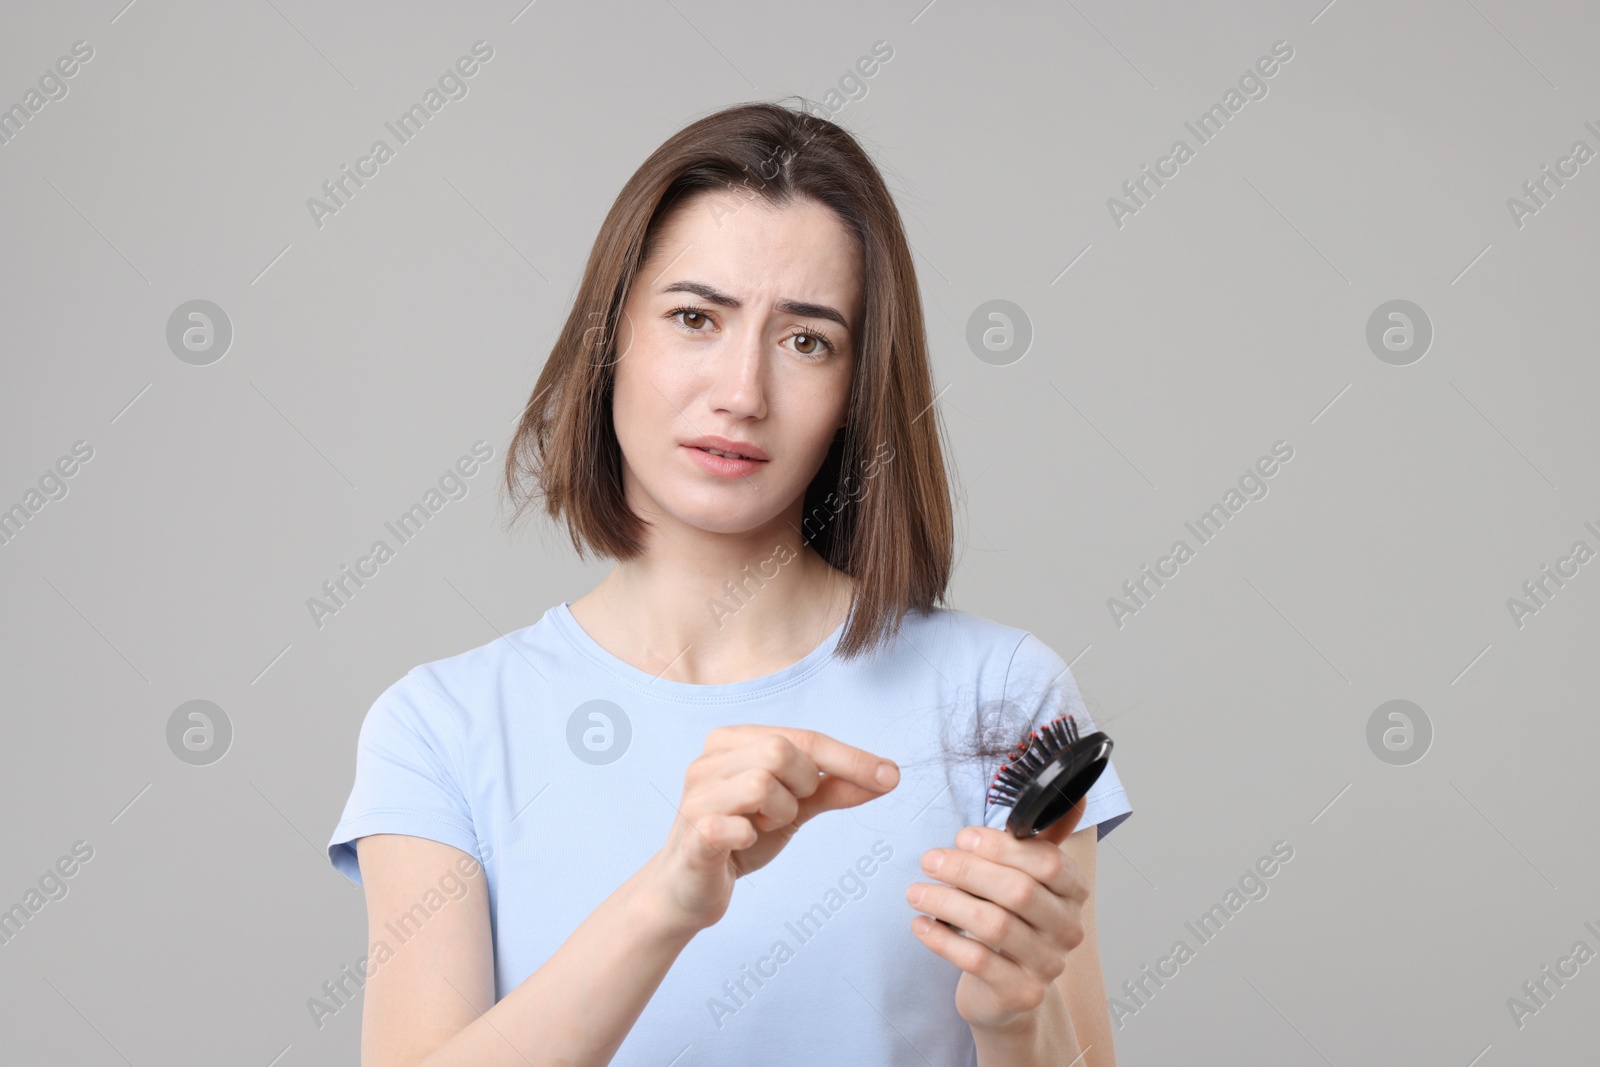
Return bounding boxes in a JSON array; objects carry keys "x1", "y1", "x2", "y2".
[{"x1": 327, "y1": 100, "x2": 1132, "y2": 1067}]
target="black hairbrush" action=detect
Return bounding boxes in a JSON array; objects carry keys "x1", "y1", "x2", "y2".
[
  {"x1": 928, "y1": 713, "x2": 1115, "y2": 939},
  {"x1": 987, "y1": 713, "x2": 1113, "y2": 839}
]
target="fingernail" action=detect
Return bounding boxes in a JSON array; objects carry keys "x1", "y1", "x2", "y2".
[
  {"x1": 956, "y1": 828, "x2": 980, "y2": 851},
  {"x1": 875, "y1": 761, "x2": 897, "y2": 788},
  {"x1": 923, "y1": 851, "x2": 943, "y2": 873}
]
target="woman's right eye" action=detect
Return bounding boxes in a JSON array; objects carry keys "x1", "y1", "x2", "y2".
[{"x1": 669, "y1": 307, "x2": 712, "y2": 331}]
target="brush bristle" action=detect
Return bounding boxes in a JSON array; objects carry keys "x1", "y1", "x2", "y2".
[{"x1": 986, "y1": 713, "x2": 1080, "y2": 806}]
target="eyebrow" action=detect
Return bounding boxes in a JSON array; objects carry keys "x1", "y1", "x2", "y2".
[{"x1": 659, "y1": 280, "x2": 851, "y2": 334}]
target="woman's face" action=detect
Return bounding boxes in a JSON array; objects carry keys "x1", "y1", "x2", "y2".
[{"x1": 611, "y1": 191, "x2": 860, "y2": 540}]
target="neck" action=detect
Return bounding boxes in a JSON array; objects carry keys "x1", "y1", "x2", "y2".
[{"x1": 571, "y1": 523, "x2": 854, "y2": 684}]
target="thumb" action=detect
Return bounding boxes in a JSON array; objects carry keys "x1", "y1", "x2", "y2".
[
  {"x1": 795, "y1": 773, "x2": 891, "y2": 825},
  {"x1": 1035, "y1": 795, "x2": 1087, "y2": 847}
]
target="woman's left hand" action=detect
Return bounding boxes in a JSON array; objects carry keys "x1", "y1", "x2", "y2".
[{"x1": 905, "y1": 803, "x2": 1088, "y2": 1034}]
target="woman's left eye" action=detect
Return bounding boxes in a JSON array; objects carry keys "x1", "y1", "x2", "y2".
[{"x1": 787, "y1": 330, "x2": 835, "y2": 357}]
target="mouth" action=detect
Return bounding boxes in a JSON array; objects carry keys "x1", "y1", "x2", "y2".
[
  {"x1": 680, "y1": 436, "x2": 770, "y2": 462},
  {"x1": 681, "y1": 442, "x2": 769, "y2": 479},
  {"x1": 693, "y1": 446, "x2": 763, "y2": 461}
]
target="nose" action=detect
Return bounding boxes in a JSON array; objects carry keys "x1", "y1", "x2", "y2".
[{"x1": 707, "y1": 326, "x2": 767, "y2": 421}]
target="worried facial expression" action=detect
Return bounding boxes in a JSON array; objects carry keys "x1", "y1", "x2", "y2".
[{"x1": 610, "y1": 192, "x2": 861, "y2": 537}]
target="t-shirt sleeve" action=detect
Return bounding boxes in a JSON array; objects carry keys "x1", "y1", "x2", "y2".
[
  {"x1": 982, "y1": 632, "x2": 1132, "y2": 841},
  {"x1": 326, "y1": 669, "x2": 481, "y2": 887}
]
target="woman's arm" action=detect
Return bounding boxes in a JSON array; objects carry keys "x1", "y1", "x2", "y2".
[
  {"x1": 968, "y1": 824, "x2": 1115, "y2": 1067},
  {"x1": 354, "y1": 833, "x2": 697, "y2": 1067},
  {"x1": 907, "y1": 814, "x2": 1116, "y2": 1067},
  {"x1": 352, "y1": 727, "x2": 899, "y2": 1067},
  {"x1": 1053, "y1": 825, "x2": 1116, "y2": 1064}
]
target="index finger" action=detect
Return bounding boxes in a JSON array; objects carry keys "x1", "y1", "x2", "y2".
[{"x1": 707, "y1": 725, "x2": 899, "y2": 793}]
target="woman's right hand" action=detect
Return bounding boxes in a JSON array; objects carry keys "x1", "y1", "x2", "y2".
[{"x1": 642, "y1": 725, "x2": 900, "y2": 936}]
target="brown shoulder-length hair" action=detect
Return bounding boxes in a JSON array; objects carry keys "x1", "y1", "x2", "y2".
[{"x1": 503, "y1": 99, "x2": 953, "y2": 660}]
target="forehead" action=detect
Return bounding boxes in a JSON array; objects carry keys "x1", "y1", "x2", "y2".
[{"x1": 644, "y1": 193, "x2": 863, "y2": 323}]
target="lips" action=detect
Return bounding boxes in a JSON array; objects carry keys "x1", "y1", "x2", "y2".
[{"x1": 681, "y1": 435, "x2": 769, "y2": 462}]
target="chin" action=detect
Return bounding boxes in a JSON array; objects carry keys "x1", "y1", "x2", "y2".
[
  {"x1": 625, "y1": 463, "x2": 800, "y2": 537},
  {"x1": 674, "y1": 505, "x2": 776, "y2": 537},
  {"x1": 648, "y1": 487, "x2": 782, "y2": 537}
]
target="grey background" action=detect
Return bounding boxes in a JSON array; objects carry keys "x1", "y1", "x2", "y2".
[{"x1": 2, "y1": 0, "x2": 1597, "y2": 1063}]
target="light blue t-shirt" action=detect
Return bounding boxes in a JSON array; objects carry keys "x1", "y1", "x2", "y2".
[{"x1": 327, "y1": 601, "x2": 1131, "y2": 1066}]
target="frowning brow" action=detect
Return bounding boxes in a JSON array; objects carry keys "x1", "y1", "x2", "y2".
[{"x1": 659, "y1": 280, "x2": 851, "y2": 333}]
